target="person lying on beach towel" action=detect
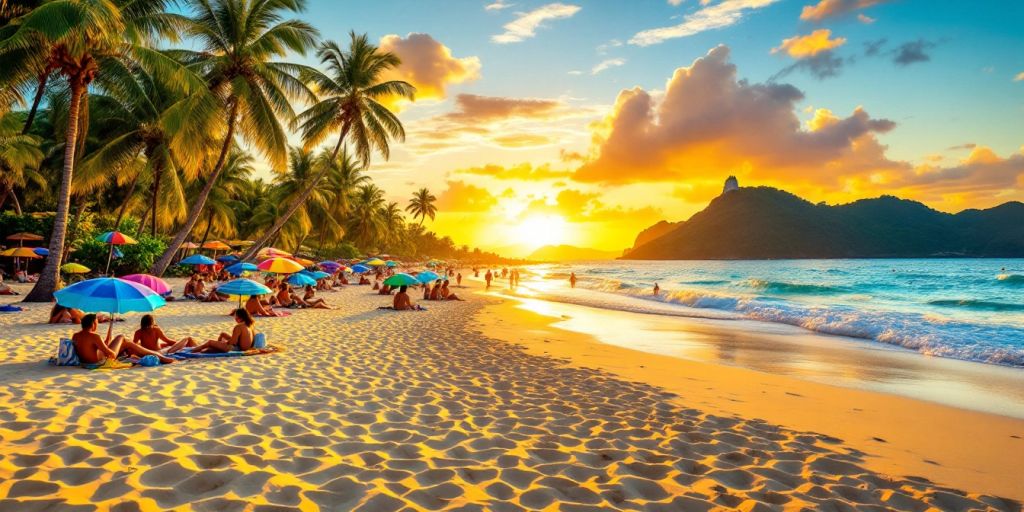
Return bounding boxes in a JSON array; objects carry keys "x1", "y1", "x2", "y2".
[
  {"x1": 302, "y1": 285, "x2": 331, "y2": 309},
  {"x1": 73, "y1": 314, "x2": 174, "y2": 365},
  {"x1": 193, "y1": 308, "x2": 255, "y2": 353},
  {"x1": 132, "y1": 314, "x2": 195, "y2": 354},
  {"x1": 203, "y1": 285, "x2": 227, "y2": 302},
  {"x1": 49, "y1": 304, "x2": 116, "y2": 324}
]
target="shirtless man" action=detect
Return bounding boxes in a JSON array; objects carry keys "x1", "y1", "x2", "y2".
[
  {"x1": 132, "y1": 314, "x2": 195, "y2": 353},
  {"x1": 73, "y1": 314, "x2": 173, "y2": 365},
  {"x1": 246, "y1": 295, "x2": 279, "y2": 316},
  {"x1": 393, "y1": 285, "x2": 419, "y2": 310}
]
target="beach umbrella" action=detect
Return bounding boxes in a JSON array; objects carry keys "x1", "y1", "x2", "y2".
[
  {"x1": 257, "y1": 257, "x2": 304, "y2": 274},
  {"x1": 225, "y1": 262, "x2": 259, "y2": 275},
  {"x1": 416, "y1": 271, "x2": 440, "y2": 283},
  {"x1": 257, "y1": 247, "x2": 292, "y2": 260},
  {"x1": 96, "y1": 231, "x2": 138, "y2": 275},
  {"x1": 286, "y1": 273, "x2": 316, "y2": 287},
  {"x1": 1, "y1": 247, "x2": 41, "y2": 258},
  {"x1": 385, "y1": 260, "x2": 399, "y2": 268},
  {"x1": 217, "y1": 254, "x2": 240, "y2": 263},
  {"x1": 33, "y1": 247, "x2": 49, "y2": 256},
  {"x1": 350, "y1": 264, "x2": 370, "y2": 274},
  {"x1": 217, "y1": 278, "x2": 272, "y2": 307},
  {"x1": 384, "y1": 273, "x2": 420, "y2": 287},
  {"x1": 291, "y1": 256, "x2": 315, "y2": 267},
  {"x1": 6, "y1": 232, "x2": 44, "y2": 248},
  {"x1": 180, "y1": 254, "x2": 217, "y2": 266},
  {"x1": 364, "y1": 258, "x2": 386, "y2": 267},
  {"x1": 121, "y1": 274, "x2": 172, "y2": 296},
  {"x1": 181, "y1": 242, "x2": 200, "y2": 250},
  {"x1": 319, "y1": 261, "x2": 342, "y2": 271},
  {"x1": 202, "y1": 240, "x2": 232, "y2": 251},
  {"x1": 61, "y1": 263, "x2": 90, "y2": 274},
  {"x1": 302, "y1": 270, "x2": 331, "y2": 280},
  {"x1": 55, "y1": 277, "x2": 165, "y2": 315}
]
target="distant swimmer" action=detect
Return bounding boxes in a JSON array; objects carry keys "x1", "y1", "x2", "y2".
[
  {"x1": 653, "y1": 282, "x2": 660, "y2": 295},
  {"x1": 569, "y1": 272, "x2": 577, "y2": 288}
]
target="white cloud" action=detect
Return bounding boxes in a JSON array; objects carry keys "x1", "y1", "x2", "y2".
[
  {"x1": 568, "y1": 70, "x2": 584, "y2": 75},
  {"x1": 492, "y1": 3, "x2": 582, "y2": 44},
  {"x1": 630, "y1": 0, "x2": 780, "y2": 47},
  {"x1": 485, "y1": 1, "x2": 513, "y2": 11},
  {"x1": 1014, "y1": 72, "x2": 1024, "y2": 82},
  {"x1": 596, "y1": 38, "x2": 623, "y2": 54},
  {"x1": 592, "y1": 58, "x2": 626, "y2": 75},
  {"x1": 857, "y1": 13, "x2": 875, "y2": 23}
]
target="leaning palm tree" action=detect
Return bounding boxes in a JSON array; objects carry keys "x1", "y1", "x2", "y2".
[
  {"x1": 0, "y1": 111, "x2": 44, "y2": 213},
  {"x1": 5, "y1": 0, "x2": 204, "y2": 301},
  {"x1": 406, "y1": 187, "x2": 437, "y2": 226},
  {"x1": 191, "y1": 150, "x2": 253, "y2": 248},
  {"x1": 240, "y1": 31, "x2": 415, "y2": 261},
  {"x1": 149, "y1": 0, "x2": 319, "y2": 276}
]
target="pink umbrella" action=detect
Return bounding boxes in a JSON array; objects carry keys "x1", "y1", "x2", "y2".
[{"x1": 120, "y1": 274, "x2": 172, "y2": 296}]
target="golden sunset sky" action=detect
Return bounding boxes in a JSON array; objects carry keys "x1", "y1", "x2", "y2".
[{"x1": 282, "y1": 0, "x2": 1024, "y2": 256}]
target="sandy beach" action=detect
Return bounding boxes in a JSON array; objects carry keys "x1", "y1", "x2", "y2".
[{"x1": 0, "y1": 278, "x2": 1021, "y2": 511}]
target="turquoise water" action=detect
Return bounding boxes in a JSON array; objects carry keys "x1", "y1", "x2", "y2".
[{"x1": 519, "y1": 259, "x2": 1024, "y2": 367}]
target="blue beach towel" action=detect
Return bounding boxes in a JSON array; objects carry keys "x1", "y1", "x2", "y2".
[{"x1": 0, "y1": 304, "x2": 23, "y2": 312}]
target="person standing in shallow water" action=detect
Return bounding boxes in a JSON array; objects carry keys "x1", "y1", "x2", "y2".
[
  {"x1": 485, "y1": 270, "x2": 493, "y2": 288},
  {"x1": 570, "y1": 272, "x2": 577, "y2": 288},
  {"x1": 653, "y1": 282, "x2": 660, "y2": 295}
]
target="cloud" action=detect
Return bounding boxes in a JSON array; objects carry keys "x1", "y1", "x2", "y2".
[
  {"x1": 596, "y1": 39, "x2": 623, "y2": 54},
  {"x1": 884, "y1": 147, "x2": 1024, "y2": 205},
  {"x1": 485, "y1": 1, "x2": 513, "y2": 10},
  {"x1": 526, "y1": 189, "x2": 663, "y2": 223},
  {"x1": 378, "y1": 33, "x2": 481, "y2": 105},
  {"x1": 456, "y1": 163, "x2": 574, "y2": 181},
  {"x1": 799, "y1": 0, "x2": 888, "y2": 21},
  {"x1": 863, "y1": 38, "x2": 886, "y2": 56},
  {"x1": 772, "y1": 29, "x2": 846, "y2": 58},
  {"x1": 891, "y1": 39, "x2": 936, "y2": 66},
  {"x1": 630, "y1": 0, "x2": 781, "y2": 46},
  {"x1": 443, "y1": 94, "x2": 563, "y2": 122},
  {"x1": 492, "y1": 3, "x2": 581, "y2": 44},
  {"x1": 435, "y1": 180, "x2": 499, "y2": 212},
  {"x1": 1014, "y1": 72, "x2": 1024, "y2": 82},
  {"x1": 857, "y1": 13, "x2": 875, "y2": 23},
  {"x1": 574, "y1": 45, "x2": 902, "y2": 187},
  {"x1": 592, "y1": 58, "x2": 626, "y2": 75}
]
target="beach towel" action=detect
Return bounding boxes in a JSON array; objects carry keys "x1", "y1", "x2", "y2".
[
  {"x1": 54, "y1": 338, "x2": 79, "y2": 366},
  {"x1": 168, "y1": 345, "x2": 280, "y2": 360},
  {"x1": 0, "y1": 304, "x2": 23, "y2": 312}
]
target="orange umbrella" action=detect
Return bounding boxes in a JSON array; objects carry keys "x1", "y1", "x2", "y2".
[
  {"x1": 5, "y1": 232, "x2": 44, "y2": 247},
  {"x1": 202, "y1": 240, "x2": 232, "y2": 251},
  {"x1": 1, "y1": 247, "x2": 41, "y2": 258}
]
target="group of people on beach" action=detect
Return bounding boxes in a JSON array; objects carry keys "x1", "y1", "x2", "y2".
[{"x1": 70, "y1": 308, "x2": 258, "y2": 366}]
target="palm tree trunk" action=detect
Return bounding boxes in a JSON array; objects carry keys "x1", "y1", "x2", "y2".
[
  {"x1": 150, "y1": 102, "x2": 238, "y2": 276},
  {"x1": 24, "y1": 78, "x2": 86, "y2": 302},
  {"x1": 22, "y1": 72, "x2": 49, "y2": 135},
  {"x1": 137, "y1": 204, "x2": 151, "y2": 236},
  {"x1": 150, "y1": 161, "x2": 163, "y2": 237},
  {"x1": 113, "y1": 173, "x2": 140, "y2": 229},
  {"x1": 241, "y1": 125, "x2": 350, "y2": 261},
  {"x1": 198, "y1": 210, "x2": 214, "y2": 250},
  {"x1": 0, "y1": 182, "x2": 10, "y2": 212},
  {"x1": 11, "y1": 191, "x2": 22, "y2": 215}
]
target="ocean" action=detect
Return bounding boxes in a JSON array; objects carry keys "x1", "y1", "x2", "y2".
[{"x1": 514, "y1": 259, "x2": 1024, "y2": 368}]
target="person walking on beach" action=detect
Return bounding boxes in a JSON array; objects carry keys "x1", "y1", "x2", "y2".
[
  {"x1": 456, "y1": 273, "x2": 463, "y2": 286},
  {"x1": 485, "y1": 270, "x2": 493, "y2": 288},
  {"x1": 570, "y1": 272, "x2": 577, "y2": 288}
]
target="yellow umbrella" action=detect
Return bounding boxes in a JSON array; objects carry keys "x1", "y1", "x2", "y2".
[
  {"x1": 61, "y1": 263, "x2": 91, "y2": 274},
  {"x1": 257, "y1": 257, "x2": 304, "y2": 274},
  {"x1": 364, "y1": 258, "x2": 386, "y2": 266},
  {"x1": 292, "y1": 257, "x2": 315, "y2": 267},
  {"x1": 1, "y1": 247, "x2": 41, "y2": 258}
]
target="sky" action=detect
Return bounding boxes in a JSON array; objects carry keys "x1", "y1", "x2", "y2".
[{"x1": 274, "y1": 0, "x2": 1024, "y2": 256}]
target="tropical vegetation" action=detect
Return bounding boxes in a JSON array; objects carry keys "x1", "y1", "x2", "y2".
[{"x1": 0, "y1": 0, "x2": 514, "y2": 301}]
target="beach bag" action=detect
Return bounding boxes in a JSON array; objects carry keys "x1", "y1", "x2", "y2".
[
  {"x1": 56, "y1": 338, "x2": 80, "y2": 366},
  {"x1": 253, "y1": 332, "x2": 267, "y2": 349}
]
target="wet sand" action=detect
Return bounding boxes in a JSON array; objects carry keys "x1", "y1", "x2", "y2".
[{"x1": 0, "y1": 278, "x2": 1020, "y2": 510}]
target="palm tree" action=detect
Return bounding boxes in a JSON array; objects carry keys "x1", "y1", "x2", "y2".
[
  {"x1": 406, "y1": 187, "x2": 437, "y2": 226},
  {"x1": 240, "y1": 32, "x2": 414, "y2": 260},
  {"x1": 149, "y1": 0, "x2": 319, "y2": 276},
  {"x1": 5, "y1": 0, "x2": 203, "y2": 301},
  {"x1": 266, "y1": 146, "x2": 334, "y2": 250},
  {"x1": 191, "y1": 150, "x2": 253, "y2": 249},
  {"x1": 346, "y1": 183, "x2": 385, "y2": 251},
  {"x1": 378, "y1": 201, "x2": 405, "y2": 251},
  {"x1": 0, "y1": 111, "x2": 44, "y2": 213}
]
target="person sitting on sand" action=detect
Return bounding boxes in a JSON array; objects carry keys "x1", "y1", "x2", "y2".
[
  {"x1": 203, "y1": 284, "x2": 227, "y2": 302},
  {"x1": 73, "y1": 314, "x2": 174, "y2": 365},
  {"x1": 429, "y1": 280, "x2": 443, "y2": 301},
  {"x1": 49, "y1": 304, "x2": 114, "y2": 324},
  {"x1": 339, "y1": 274, "x2": 349, "y2": 285},
  {"x1": 422, "y1": 283, "x2": 431, "y2": 301},
  {"x1": 0, "y1": 279, "x2": 17, "y2": 295},
  {"x1": 372, "y1": 280, "x2": 380, "y2": 291},
  {"x1": 392, "y1": 285, "x2": 425, "y2": 310},
  {"x1": 193, "y1": 308, "x2": 255, "y2": 353},
  {"x1": 246, "y1": 295, "x2": 281, "y2": 317},
  {"x1": 378, "y1": 283, "x2": 392, "y2": 296},
  {"x1": 302, "y1": 285, "x2": 330, "y2": 309},
  {"x1": 132, "y1": 314, "x2": 195, "y2": 353},
  {"x1": 276, "y1": 282, "x2": 308, "y2": 308},
  {"x1": 358, "y1": 275, "x2": 370, "y2": 285},
  {"x1": 441, "y1": 280, "x2": 464, "y2": 301}
]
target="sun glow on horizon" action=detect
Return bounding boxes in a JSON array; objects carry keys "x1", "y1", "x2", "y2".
[{"x1": 510, "y1": 214, "x2": 569, "y2": 250}]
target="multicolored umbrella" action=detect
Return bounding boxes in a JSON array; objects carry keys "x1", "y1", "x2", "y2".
[
  {"x1": 96, "y1": 231, "x2": 138, "y2": 274},
  {"x1": 257, "y1": 257, "x2": 304, "y2": 274},
  {"x1": 55, "y1": 277, "x2": 165, "y2": 315},
  {"x1": 286, "y1": 273, "x2": 317, "y2": 287},
  {"x1": 384, "y1": 273, "x2": 420, "y2": 287},
  {"x1": 120, "y1": 274, "x2": 172, "y2": 296},
  {"x1": 180, "y1": 254, "x2": 217, "y2": 266}
]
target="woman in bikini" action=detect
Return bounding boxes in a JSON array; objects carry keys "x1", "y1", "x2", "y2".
[
  {"x1": 132, "y1": 314, "x2": 195, "y2": 353},
  {"x1": 302, "y1": 285, "x2": 330, "y2": 309},
  {"x1": 193, "y1": 308, "x2": 256, "y2": 353}
]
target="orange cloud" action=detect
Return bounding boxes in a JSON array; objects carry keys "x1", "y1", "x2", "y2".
[
  {"x1": 772, "y1": 29, "x2": 846, "y2": 58},
  {"x1": 800, "y1": 0, "x2": 888, "y2": 21},
  {"x1": 435, "y1": 180, "x2": 499, "y2": 212},
  {"x1": 574, "y1": 45, "x2": 901, "y2": 187},
  {"x1": 456, "y1": 163, "x2": 573, "y2": 180},
  {"x1": 378, "y1": 33, "x2": 480, "y2": 105},
  {"x1": 526, "y1": 189, "x2": 663, "y2": 223},
  {"x1": 443, "y1": 94, "x2": 563, "y2": 122}
]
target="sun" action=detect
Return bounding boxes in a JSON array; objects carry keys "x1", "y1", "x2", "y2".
[{"x1": 511, "y1": 214, "x2": 569, "y2": 249}]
